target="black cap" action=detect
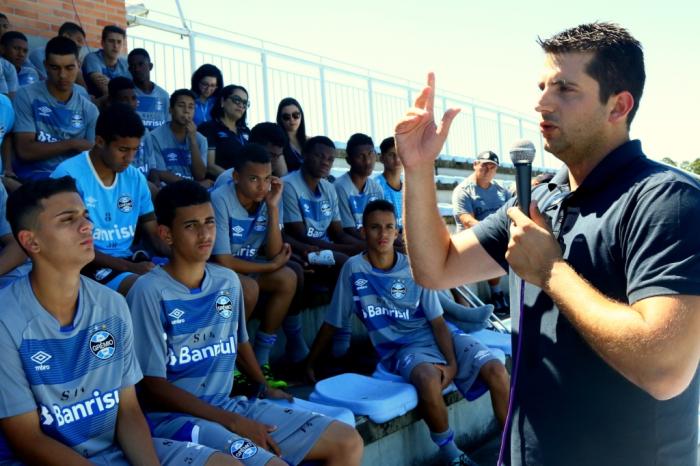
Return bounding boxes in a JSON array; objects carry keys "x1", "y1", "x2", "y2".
[{"x1": 476, "y1": 150, "x2": 499, "y2": 166}]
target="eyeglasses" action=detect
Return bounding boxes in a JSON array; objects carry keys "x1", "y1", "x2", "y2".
[
  {"x1": 228, "y1": 95, "x2": 250, "y2": 108},
  {"x1": 282, "y1": 112, "x2": 301, "y2": 121}
]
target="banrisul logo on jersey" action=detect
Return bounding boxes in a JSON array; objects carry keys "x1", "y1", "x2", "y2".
[
  {"x1": 40, "y1": 389, "x2": 120, "y2": 428},
  {"x1": 89, "y1": 330, "x2": 116, "y2": 360},
  {"x1": 215, "y1": 292, "x2": 234, "y2": 319}
]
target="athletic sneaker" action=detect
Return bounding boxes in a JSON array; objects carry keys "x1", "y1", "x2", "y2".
[
  {"x1": 262, "y1": 363, "x2": 288, "y2": 389},
  {"x1": 450, "y1": 453, "x2": 480, "y2": 466}
]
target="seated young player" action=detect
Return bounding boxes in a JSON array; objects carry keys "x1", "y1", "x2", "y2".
[
  {"x1": 0, "y1": 177, "x2": 241, "y2": 466},
  {"x1": 282, "y1": 136, "x2": 364, "y2": 269},
  {"x1": 28, "y1": 22, "x2": 87, "y2": 85},
  {"x1": 127, "y1": 48, "x2": 170, "y2": 132},
  {"x1": 305, "y1": 200, "x2": 510, "y2": 466},
  {"x1": 51, "y1": 104, "x2": 166, "y2": 295},
  {"x1": 12, "y1": 36, "x2": 98, "y2": 182},
  {"x1": 126, "y1": 180, "x2": 364, "y2": 466},
  {"x1": 81, "y1": 25, "x2": 130, "y2": 99},
  {"x1": 0, "y1": 31, "x2": 40, "y2": 87},
  {"x1": 211, "y1": 144, "x2": 311, "y2": 386},
  {"x1": 334, "y1": 133, "x2": 384, "y2": 239},
  {"x1": 144, "y1": 89, "x2": 210, "y2": 187},
  {"x1": 374, "y1": 136, "x2": 403, "y2": 230}
]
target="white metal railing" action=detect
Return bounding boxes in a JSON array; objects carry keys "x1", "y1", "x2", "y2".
[{"x1": 127, "y1": 9, "x2": 557, "y2": 169}]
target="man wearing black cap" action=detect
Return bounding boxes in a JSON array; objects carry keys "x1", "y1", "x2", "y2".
[{"x1": 451, "y1": 150, "x2": 511, "y2": 315}]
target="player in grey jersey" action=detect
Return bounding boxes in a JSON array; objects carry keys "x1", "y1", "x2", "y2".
[
  {"x1": 127, "y1": 180, "x2": 363, "y2": 465},
  {"x1": 0, "y1": 177, "x2": 241, "y2": 466}
]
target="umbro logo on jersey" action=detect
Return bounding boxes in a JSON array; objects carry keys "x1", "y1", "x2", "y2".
[
  {"x1": 354, "y1": 278, "x2": 368, "y2": 290},
  {"x1": 166, "y1": 152, "x2": 179, "y2": 162},
  {"x1": 231, "y1": 225, "x2": 245, "y2": 237},
  {"x1": 31, "y1": 351, "x2": 52, "y2": 371},
  {"x1": 37, "y1": 106, "x2": 52, "y2": 117},
  {"x1": 169, "y1": 308, "x2": 186, "y2": 325}
]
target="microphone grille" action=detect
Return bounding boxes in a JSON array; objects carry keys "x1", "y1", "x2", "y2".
[{"x1": 509, "y1": 139, "x2": 536, "y2": 164}]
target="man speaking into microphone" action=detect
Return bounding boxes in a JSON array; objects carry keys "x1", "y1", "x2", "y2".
[{"x1": 395, "y1": 22, "x2": 700, "y2": 466}]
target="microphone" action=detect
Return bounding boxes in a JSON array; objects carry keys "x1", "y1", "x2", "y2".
[{"x1": 509, "y1": 139, "x2": 536, "y2": 217}]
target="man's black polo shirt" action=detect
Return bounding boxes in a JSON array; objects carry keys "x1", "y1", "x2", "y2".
[{"x1": 474, "y1": 140, "x2": 700, "y2": 466}]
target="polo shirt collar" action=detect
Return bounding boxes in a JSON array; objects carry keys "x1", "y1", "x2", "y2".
[{"x1": 546, "y1": 140, "x2": 645, "y2": 195}]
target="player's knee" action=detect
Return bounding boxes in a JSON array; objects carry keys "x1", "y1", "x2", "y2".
[
  {"x1": 272, "y1": 265, "x2": 297, "y2": 294},
  {"x1": 481, "y1": 360, "x2": 509, "y2": 389},
  {"x1": 327, "y1": 422, "x2": 364, "y2": 460},
  {"x1": 411, "y1": 364, "x2": 441, "y2": 392}
]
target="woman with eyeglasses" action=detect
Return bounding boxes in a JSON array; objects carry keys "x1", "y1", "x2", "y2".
[
  {"x1": 197, "y1": 84, "x2": 251, "y2": 177},
  {"x1": 276, "y1": 97, "x2": 307, "y2": 173},
  {"x1": 190, "y1": 64, "x2": 224, "y2": 126}
]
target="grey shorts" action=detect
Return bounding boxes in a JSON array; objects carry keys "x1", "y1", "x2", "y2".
[
  {"x1": 90, "y1": 438, "x2": 217, "y2": 465},
  {"x1": 151, "y1": 397, "x2": 334, "y2": 465},
  {"x1": 394, "y1": 331, "x2": 500, "y2": 399}
]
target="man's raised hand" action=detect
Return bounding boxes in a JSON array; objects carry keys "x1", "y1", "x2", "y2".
[{"x1": 394, "y1": 73, "x2": 460, "y2": 170}]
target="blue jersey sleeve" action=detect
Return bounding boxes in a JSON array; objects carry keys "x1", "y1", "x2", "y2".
[
  {"x1": 116, "y1": 297, "x2": 144, "y2": 387},
  {"x1": 136, "y1": 173, "x2": 154, "y2": 217},
  {"x1": 11, "y1": 87, "x2": 36, "y2": 134},
  {"x1": 196, "y1": 133, "x2": 208, "y2": 165},
  {"x1": 0, "y1": 321, "x2": 37, "y2": 418},
  {"x1": 282, "y1": 180, "x2": 303, "y2": 223},
  {"x1": 329, "y1": 185, "x2": 342, "y2": 223},
  {"x1": 126, "y1": 276, "x2": 169, "y2": 378},
  {"x1": 452, "y1": 185, "x2": 475, "y2": 217},
  {"x1": 211, "y1": 188, "x2": 233, "y2": 256},
  {"x1": 421, "y1": 289, "x2": 444, "y2": 321},
  {"x1": 82, "y1": 52, "x2": 103, "y2": 76},
  {"x1": 1, "y1": 60, "x2": 18, "y2": 94},
  {"x1": 335, "y1": 184, "x2": 355, "y2": 229}
]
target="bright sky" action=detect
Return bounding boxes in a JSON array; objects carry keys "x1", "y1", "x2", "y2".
[{"x1": 139, "y1": 0, "x2": 700, "y2": 163}]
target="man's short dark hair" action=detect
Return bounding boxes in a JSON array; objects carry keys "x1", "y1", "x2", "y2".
[
  {"x1": 233, "y1": 143, "x2": 271, "y2": 172},
  {"x1": 101, "y1": 25, "x2": 126, "y2": 41},
  {"x1": 155, "y1": 180, "x2": 211, "y2": 227},
  {"x1": 127, "y1": 48, "x2": 151, "y2": 62},
  {"x1": 170, "y1": 88, "x2": 196, "y2": 108},
  {"x1": 45, "y1": 36, "x2": 79, "y2": 60},
  {"x1": 249, "y1": 122, "x2": 286, "y2": 148},
  {"x1": 58, "y1": 22, "x2": 85, "y2": 38},
  {"x1": 538, "y1": 22, "x2": 645, "y2": 126},
  {"x1": 0, "y1": 31, "x2": 27, "y2": 47},
  {"x1": 96, "y1": 103, "x2": 145, "y2": 143},
  {"x1": 379, "y1": 136, "x2": 395, "y2": 155},
  {"x1": 0, "y1": 14, "x2": 7, "y2": 21},
  {"x1": 346, "y1": 133, "x2": 374, "y2": 159},
  {"x1": 362, "y1": 199, "x2": 397, "y2": 228},
  {"x1": 6, "y1": 177, "x2": 78, "y2": 247},
  {"x1": 302, "y1": 136, "x2": 335, "y2": 156},
  {"x1": 108, "y1": 76, "x2": 135, "y2": 100}
]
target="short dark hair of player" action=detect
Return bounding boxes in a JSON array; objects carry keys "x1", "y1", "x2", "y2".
[
  {"x1": 170, "y1": 88, "x2": 196, "y2": 108},
  {"x1": 127, "y1": 47, "x2": 150, "y2": 62},
  {"x1": 108, "y1": 76, "x2": 135, "y2": 100},
  {"x1": 101, "y1": 25, "x2": 126, "y2": 41},
  {"x1": 0, "y1": 13, "x2": 7, "y2": 20},
  {"x1": 362, "y1": 199, "x2": 397, "y2": 229},
  {"x1": 155, "y1": 179, "x2": 211, "y2": 227},
  {"x1": 302, "y1": 135, "x2": 335, "y2": 157},
  {"x1": 190, "y1": 63, "x2": 224, "y2": 97},
  {"x1": 379, "y1": 136, "x2": 395, "y2": 155},
  {"x1": 538, "y1": 22, "x2": 645, "y2": 126},
  {"x1": 232, "y1": 143, "x2": 271, "y2": 172},
  {"x1": 58, "y1": 21, "x2": 86, "y2": 38},
  {"x1": 96, "y1": 103, "x2": 145, "y2": 143},
  {"x1": 6, "y1": 177, "x2": 79, "y2": 247},
  {"x1": 45, "y1": 36, "x2": 79, "y2": 60},
  {"x1": 346, "y1": 133, "x2": 374, "y2": 159},
  {"x1": 211, "y1": 84, "x2": 249, "y2": 126},
  {"x1": 0, "y1": 31, "x2": 27, "y2": 47},
  {"x1": 250, "y1": 122, "x2": 286, "y2": 147}
]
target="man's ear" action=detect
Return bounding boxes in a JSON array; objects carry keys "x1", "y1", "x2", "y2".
[
  {"x1": 608, "y1": 91, "x2": 634, "y2": 126},
  {"x1": 157, "y1": 224, "x2": 173, "y2": 245},
  {"x1": 17, "y1": 230, "x2": 40, "y2": 254}
]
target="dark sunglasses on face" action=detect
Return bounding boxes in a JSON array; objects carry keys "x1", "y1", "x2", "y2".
[
  {"x1": 228, "y1": 95, "x2": 250, "y2": 108},
  {"x1": 282, "y1": 112, "x2": 301, "y2": 121}
]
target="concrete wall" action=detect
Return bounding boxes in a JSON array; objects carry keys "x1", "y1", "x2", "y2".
[{"x1": 3, "y1": 0, "x2": 126, "y2": 48}]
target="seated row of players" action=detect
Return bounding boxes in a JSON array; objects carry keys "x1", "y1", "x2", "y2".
[{"x1": 0, "y1": 176, "x2": 363, "y2": 465}]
